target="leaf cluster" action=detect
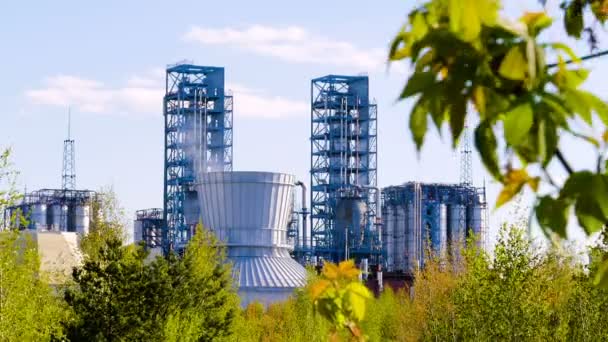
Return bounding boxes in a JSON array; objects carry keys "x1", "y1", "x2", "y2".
[
  {"x1": 309, "y1": 260, "x2": 372, "y2": 341},
  {"x1": 390, "y1": 0, "x2": 608, "y2": 283}
]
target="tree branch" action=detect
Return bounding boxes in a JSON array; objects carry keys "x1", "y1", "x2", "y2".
[{"x1": 555, "y1": 149, "x2": 574, "y2": 175}]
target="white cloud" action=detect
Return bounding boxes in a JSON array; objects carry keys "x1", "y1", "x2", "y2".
[
  {"x1": 25, "y1": 72, "x2": 306, "y2": 119},
  {"x1": 183, "y1": 25, "x2": 401, "y2": 73},
  {"x1": 228, "y1": 83, "x2": 307, "y2": 119},
  {"x1": 25, "y1": 72, "x2": 163, "y2": 115}
]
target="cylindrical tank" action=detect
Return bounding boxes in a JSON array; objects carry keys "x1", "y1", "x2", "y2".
[
  {"x1": 439, "y1": 204, "x2": 448, "y2": 257},
  {"x1": 335, "y1": 197, "x2": 366, "y2": 256},
  {"x1": 395, "y1": 205, "x2": 406, "y2": 272},
  {"x1": 449, "y1": 204, "x2": 466, "y2": 254},
  {"x1": 74, "y1": 205, "x2": 90, "y2": 235},
  {"x1": 50, "y1": 204, "x2": 62, "y2": 232},
  {"x1": 383, "y1": 205, "x2": 394, "y2": 271},
  {"x1": 405, "y1": 202, "x2": 417, "y2": 272},
  {"x1": 31, "y1": 204, "x2": 47, "y2": 230},
  {"x1": 134, "y1": 220, "x2": 143, "y2": 243},
  {"x1": 197, "y1": 171, "x2": 307, "y2": 307},
  {"x1": 468, "y1": 204, "x2": 484, "y2": 248}
]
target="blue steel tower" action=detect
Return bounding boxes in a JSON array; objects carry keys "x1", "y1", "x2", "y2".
[
  {"x1": 310, "y1": 75, "x2": 379, "y2": 263},
  {"x1": 163, "y1": 63, "x2": 233, "y2": 253}
]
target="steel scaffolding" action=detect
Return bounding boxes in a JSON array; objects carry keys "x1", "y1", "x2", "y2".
[
  {"x1": 308, "y1": 75, "x2": 379, "y2": 263},
  {"x1": 163, "y1": 63, "x2": 233, "y2": 253}
]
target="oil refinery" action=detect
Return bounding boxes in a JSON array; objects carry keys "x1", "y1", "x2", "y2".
[{"x1": 3, "y1": 62, "x2": 488, "y2": 306}]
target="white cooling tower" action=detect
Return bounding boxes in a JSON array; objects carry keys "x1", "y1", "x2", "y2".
[{"x1": 197, "y1": 171, "x2": 307, "y2": 307}]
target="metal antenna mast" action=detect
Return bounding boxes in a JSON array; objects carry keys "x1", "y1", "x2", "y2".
[
  {"x1": 62, "y1": 108, "x2": 76, "y2": 190},
  {"x1": 459, "y1": 124, "x2": 473, "y2": 186}
]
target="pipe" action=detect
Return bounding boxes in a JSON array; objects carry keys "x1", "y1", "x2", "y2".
[
  {"x1": 295, "y1": 181, "x2": 308, "y2": 251},
  {"x1": 357, "y1": 185, "x2": 382, "y2": 243}
]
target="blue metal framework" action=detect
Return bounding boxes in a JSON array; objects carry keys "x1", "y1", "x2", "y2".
[
  {"x1": 309, "y1": 75, "x2": 379, "y2": 263},
  {"x1": 163, "y1": 63, "x2": 233, "y2": 253}
]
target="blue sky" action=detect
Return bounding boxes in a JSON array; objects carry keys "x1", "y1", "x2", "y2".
[{"x1": 1, "y1": 0, "x2": 606, "y2": 248}]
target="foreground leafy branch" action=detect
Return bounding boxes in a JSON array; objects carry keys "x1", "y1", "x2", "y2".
[
  {"x1": 309, "y1": 260, "x2": 372, "y2": 341},
  {"x1": 389, "y1": 0, "x2": 608, "y2": 283}
]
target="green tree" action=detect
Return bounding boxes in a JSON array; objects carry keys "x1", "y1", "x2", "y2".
[
  {"x1": 65, "y1": 224, "x2": 238, "y2": 341},
  {"x1": 388, "y1": 0, "x2": 608, "y2": 281},
  {"x1": 0, "y1": 148, "x2": 23, "y2": 229},
  {"x1": 162, "y1": 225, "x2": 239, "y2": 342},
  {"x1": 0, "y1": 231, "x2": 71, "y2": 341},
  {"x1": 452, "y1": 225, "x2": 577, "y2": 341},
  {"x1": 79, "y1": 187, "x2": 127, "y2": 260},
  {"x1": 0, "y1": 148, "x2": 69, "y2": 341},
  {"x1": 64, "y1": 238, "x2": 165, "y2": 341}
]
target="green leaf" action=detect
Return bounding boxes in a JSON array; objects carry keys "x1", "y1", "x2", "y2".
[
  {"x1": 537, "y1": 118, "x2": 558, "y2": 166},
  {"x1": 554, "y1": 68, "x2": 590, "y2": 89},
  {"x1": 560, "y1": 171, "x2": 594, "y2": 200},
  {"x1": 540, "y1": 92, "x2": 572, "y2": 125},
  {"x1": 389, "y1": 31, "x2": 410, "y2": 61},
  {"x1": 400, "y1": 72, "x2": 436, "y2": 98},
  {"x1": 475, "y1": 121, "x2": 502, "y2": 180},
  {"x1": 560, "y1": 172, "x2": 608, "y2": 234},
  {"x1": 411, "y1": 12, "x2": 428, "y2": 40},
  {"x1": 449, "y1": 97, "x2": 467, "y2": 147},
  {"x1": 575, "y1": 195, "x2": 606, "y2": 234},
  {"x1": 449, "y1": 0, "x2": 477, "y2": 42},
  {"x1": 499, "y1": 46, "x2": 527, "y2": 81},
  {"x1": 565, "y1": 0, "x2": 584, "y2": 38},
  {"x1": 536, "y1": 196, "x2": 569, "y2": 238},
  {"x1": 588, "y1": 93, "x2": 608, "y2": 125},
  {"x1": 424, "y1": 89, "x2": 447, "y2": 131},
  {"x1": 549, "y1": 42, "x2": 581, "y2": 63},
  {"x1": 504, "y1": 102, "x2": 534, "y2": 146},
  {"x1": 563, "y1": 90, "x2": 592, "y2": 124},
  {"x1": 410, "y1": 98, "x2": 428, "y2": 150}
]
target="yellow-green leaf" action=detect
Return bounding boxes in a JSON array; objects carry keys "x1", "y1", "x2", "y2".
[
  {"x1": 499, "y1": 46, "x2": 527, "y2": 81},
  {"x1": 473, "y1": 86, "x2": 486, "y2": 116},
  {"x1": 504, "y1": 102, "x2": 534, "y2": 146},
  {"x1": 344, "y1": 282, "x2": 372, "y2": 322},
  {"x1": 550, "y1": 43, "x2": 581, "y2": 64}
]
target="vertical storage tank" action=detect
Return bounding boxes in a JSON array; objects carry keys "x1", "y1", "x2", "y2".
[
  {"x1": 394, "y1": 205, "x2": 406, "y2": 272},
  {"x1": 382, "y1": 205, "x2": 394, "y2": 271},
  {"x1": 31, "y1": 204, "x2": 47, "y2": 230},
  {"x1": 334, "y1": 197, "x2": 367, "y2": 258},
  {"x1": 74, "y1": 205, "x2": 90, "y2": 235},
  {"x1": 449, "y1": 204, "x2": 466, "y2": 255},
  {"x1": 50, "y1": 204, "x2": 62, "y2": 232},
  {"x1": 197, "y1": 171, "x2": 307, "y2": 307},
  {"x1": 468, "y1": 201, "x2": 484, "y2": 248}
]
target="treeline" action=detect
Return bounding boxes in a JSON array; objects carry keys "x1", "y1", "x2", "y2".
[
  {"x1": 0, "y1": 225, "x2": 238, "y2": 341},
  {"x1": 4, "y1": 213, "x2": 608, "y2": 341},
  {"x1": 231, "y1": 225, "x2": 608, "y2": 342}
]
